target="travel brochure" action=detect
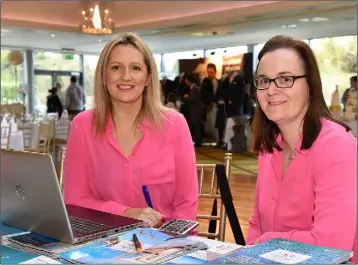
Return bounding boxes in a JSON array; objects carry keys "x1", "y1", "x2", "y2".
[{"x1": 1, "y1": 223, "x2": 353, "y2": 264}]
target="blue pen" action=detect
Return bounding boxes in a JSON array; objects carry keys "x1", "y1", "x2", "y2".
[{"x1": 142, "y1": 185, "x2": 153, "y2": 208}]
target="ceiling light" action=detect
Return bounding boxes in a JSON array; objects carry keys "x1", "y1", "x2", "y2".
[
  {"x1": 79, "y1": 1, "x2": 114, "y2": 35},
  {"x1": 299, "y1": 17, "x2": 329, "y2": 23},
  {"x1": 190, "y1": 32, "x2": 204, "y2": 36},
  {"x1": 1, "y1": 28, "x2": 11, "y2": 33},
  {"x1": 98, "y1": 39, "x2": 102, "y2": 42},
  {"x1": 288, "y1": 24, "x2": 297, "y2": 28},
  {"x1": 312, "y1": 17, "x2": 329, "y2": 22},
  {"x1": 51, "y1": 33, "x2": 55, "y2": 37}
]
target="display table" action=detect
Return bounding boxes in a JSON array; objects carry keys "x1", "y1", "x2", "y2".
[
  {"x1": 8, "y1": 131, "x2": 24, "y2": 151},
  {"x1": 344, "y1": 120, "x2": 357, "y2": 137}
]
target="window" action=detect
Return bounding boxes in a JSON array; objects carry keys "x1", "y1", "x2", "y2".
[
  {"x1": 1, "y1": 49, "x2": 25, "y2": 104},
  {"x1": 153, "y1": 54, "x2": 162, "y2": 72},
  {"x1": 83, "y1": 55, "x2": 99, "y2": 109},
  {"x1": 310, "y1": 35, "x2": 357, "y2": 105},
  {"x1": 163, "y1": 50, "x2": 204, "y2": 74},
  {"x1": 253, "y1": 43, "x2": 265, "y2": 73},
  {"x1": 33, "y1": 51, "x2": 81, "y2": 71}
]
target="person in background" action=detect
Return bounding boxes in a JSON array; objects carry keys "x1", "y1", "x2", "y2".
[
  {"x1": 247, "y1": 35, "x2": 357, "y2": 262},
  {"x1": 63, "y1": 33, "x2": 198, "y2": 228},
  {"x1": 46, "y1": 87, "x2": 63, "y2": 118},
  {"x1": 55, "y1": 82, "x2": 66, "y2": 109},
  {"x1": 341, "y1": 75, "x2": 357, "y2": 112},
  {"x1": 201, "y1": 63, "x2": 220, "y2": 142},
  {"x1": 184, "y1": 73, "x2": 203, "y2": 147},
  {"x1": 66, "y1": 76, "x2": 86, "y2": 120}
]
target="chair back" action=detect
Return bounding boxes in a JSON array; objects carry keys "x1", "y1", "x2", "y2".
[
  {"x1": 58, "y1": 147, "x2": 66, "y2": 193},
  {"x1": 35, "y1": 122, "x2": 53, "y2": 153},
  {"x1": 1, "y1": 103, "x2": 25, "y2": 118},
  {"x1": 196, "y1": 153, "x2": 232, "y2": 241},
  {"x1": 1, "y1": 123, "x2": 12, "y2": 149}
]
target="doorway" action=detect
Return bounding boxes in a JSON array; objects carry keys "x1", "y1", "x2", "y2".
[{"x1": 33, "y1": 70, "x2": 83, "y2": 115}]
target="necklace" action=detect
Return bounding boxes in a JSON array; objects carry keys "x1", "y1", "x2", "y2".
[{"x1": 288, "y1": 150, "x2": 296, "y2": 160}]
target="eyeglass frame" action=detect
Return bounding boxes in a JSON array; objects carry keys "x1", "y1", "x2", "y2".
[{"x1": 252, "y1": 75, "x2": 307, "y2": 90}]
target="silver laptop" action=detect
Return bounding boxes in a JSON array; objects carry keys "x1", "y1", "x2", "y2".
[{"x1": 1, "y1": 149, "x2": 143, "y2": 244}]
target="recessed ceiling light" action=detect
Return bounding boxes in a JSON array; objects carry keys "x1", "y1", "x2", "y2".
[
  {"x1": 281, "y1": 25, "x2": 287, "y2": 28},
  {"x1": 299, "y1": 17, "x2": 329, "y2": 23},
  {"x1": 190, "y1": 32, "x2": 204, "y2": 36},
  {"x1": 98, "y1": 39, "x2": 102, "y2": 42},
  {"x1": 288, "y1": 24, "x2": 297, "y2": 28},
  {"x1": 51, "y1": 33, "x2": 55, "y2": 37},
  {"x1": 312, "y1": 17, "x2": 329, "y2": 22}
]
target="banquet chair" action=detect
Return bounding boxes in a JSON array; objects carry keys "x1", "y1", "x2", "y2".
[
  {"x1": 196, "y1": 153, "x2": 232, "y2": 242},
  {"x1": 1, "y1": 123, "x2": 12, "y2": 149},
  {"x1": 58, "y1": 147, "x2": 66, "y2": 194}
]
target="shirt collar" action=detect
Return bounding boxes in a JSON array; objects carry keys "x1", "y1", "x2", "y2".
[
  {"x1": 274, "y1": 134, "x2": 309, "y2": 157},
  {"x1": 106, "y1": 115, "x2": 150, "y2": 134}
]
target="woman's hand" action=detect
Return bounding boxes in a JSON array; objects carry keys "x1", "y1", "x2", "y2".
[{"x1": 123, "y1": 208, "x2": 165, "y2": 228}]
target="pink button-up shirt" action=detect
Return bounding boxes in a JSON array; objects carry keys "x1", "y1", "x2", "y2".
[
  {"x1": 63, "y1": 109, "x2": 198, "y2": 222},
  {"x1": 247, "y1": 119, "x2": 357, "y2": 262}
]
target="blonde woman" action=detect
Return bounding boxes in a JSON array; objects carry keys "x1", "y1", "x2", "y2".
[{"x1": 63, "y1": 33, "x2": 198, "y2": 228}]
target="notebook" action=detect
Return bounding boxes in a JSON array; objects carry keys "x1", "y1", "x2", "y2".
[{"x1": 207, "y1": 238, "x2": 353, "y2": 264}]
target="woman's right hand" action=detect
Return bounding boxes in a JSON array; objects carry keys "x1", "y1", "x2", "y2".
[{"x1": 123, "y1": 208, "x2": 165, "y2": 228}]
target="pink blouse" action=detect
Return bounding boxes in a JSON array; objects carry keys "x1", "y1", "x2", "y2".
[
  {"x1": 247, "y1": 119, "x2": 357, "y2": 262},
  {"x1": 63, "y1": 109, "x2": 198, "y2": 222}
]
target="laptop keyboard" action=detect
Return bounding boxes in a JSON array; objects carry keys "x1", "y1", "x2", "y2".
[{"x1": 69, "y1": 216, "x2": 113, "y2": 236}]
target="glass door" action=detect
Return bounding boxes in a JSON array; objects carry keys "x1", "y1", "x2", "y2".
[{"x1": 34, "y1": 74, "x2": 52, "y2": 115}]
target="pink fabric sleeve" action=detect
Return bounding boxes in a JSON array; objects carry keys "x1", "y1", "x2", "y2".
[
  {"x1": 257, "y1": 135, "x2": 357, "y2": 259},
  {"x1": 246, "y1": 156, "x2": 262, "y2": 245},
  {"x1": 170, "y1": 114, "x2": 198, "y2": 221},
  {"x1": 63, "y1": 117, "x2": 129, "y2": 215}
]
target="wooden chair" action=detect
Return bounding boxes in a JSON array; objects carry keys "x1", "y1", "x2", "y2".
[
  {"x1": 1, "y1": 123, "x2": 12, "y2": 149},
  {"x1": 1, "y1": 103, "x2": 25, "y2": 118},
  {"x1": 24, "y1": 121, "x2": 53, "y2": 154},
  {"x1": 196, "y1": 153, "x2": 232, "y2": 241},
  {"x1": 58, "y1": 147, "x2": 66, "y2": 193}
]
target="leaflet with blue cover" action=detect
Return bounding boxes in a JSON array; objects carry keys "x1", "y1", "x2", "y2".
[
  {"x1": 1, "y1": 245, "x2": 61, "y2": 264},
  {"x1": 59, "y1": 228, "x2": 207, "y2": 264},
  {"x1": 206, "y1": 238, "x2": 353, "y2": 264},
  {"x1": 1, "y1": 223, "x2": 30, "y2": 238}
]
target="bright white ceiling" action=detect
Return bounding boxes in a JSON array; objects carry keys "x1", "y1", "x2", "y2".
[{"x1": 1, "y1": 1, "x2": 357, "y2": 54}]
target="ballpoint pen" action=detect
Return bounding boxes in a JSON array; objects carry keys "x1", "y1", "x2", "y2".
[
  {"x1": 133, "y1": 233, "x2": 142, "y2": 254},
  {"x1": 142, "y1": 185, "x2": 153, "y2": 208}
]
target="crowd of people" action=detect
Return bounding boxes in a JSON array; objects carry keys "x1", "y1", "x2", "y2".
[{"x1": 160, "y1": 64, "x2": 255, "y2": 148}]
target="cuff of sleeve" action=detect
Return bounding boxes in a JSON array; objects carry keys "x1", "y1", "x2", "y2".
[{"x1": 101, "y1": 201, "x2": 129, "y2": 216}]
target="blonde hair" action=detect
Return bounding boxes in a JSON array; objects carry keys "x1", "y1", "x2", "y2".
[{"x1": 92, "y1": 32, "x2": 166, "y2": 135}]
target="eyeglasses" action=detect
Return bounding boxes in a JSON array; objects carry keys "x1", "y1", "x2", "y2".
[{"x1": 253, "y1": 75, "x2": 306, "y2": 90}]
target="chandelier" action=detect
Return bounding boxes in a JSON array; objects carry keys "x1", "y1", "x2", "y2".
[{"x1": 79, "y1": 1, "x2": 115, "y2": 35}]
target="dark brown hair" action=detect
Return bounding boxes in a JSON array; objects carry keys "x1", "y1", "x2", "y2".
[
  {"x1": 207, "y1": 63, "x2": 217, "y2": 72},
  {"x1": 251, "y1": 35, "x2": 350, "y2": 153}
]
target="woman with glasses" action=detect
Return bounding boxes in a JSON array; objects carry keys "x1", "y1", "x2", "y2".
[{"x1": 247, "y1": 35, "x2": 356, "y2": 262}]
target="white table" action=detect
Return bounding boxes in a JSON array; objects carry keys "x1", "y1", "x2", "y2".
[
  {"x1": 224, "y1": 117, "x2": 252, "y2": 151},
  {"x1": 345, "y1": 120, "x2": 357, "y2": 137},
  {"x1": 8, "y1": 131, "x2": 24, "y2": 151}
]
